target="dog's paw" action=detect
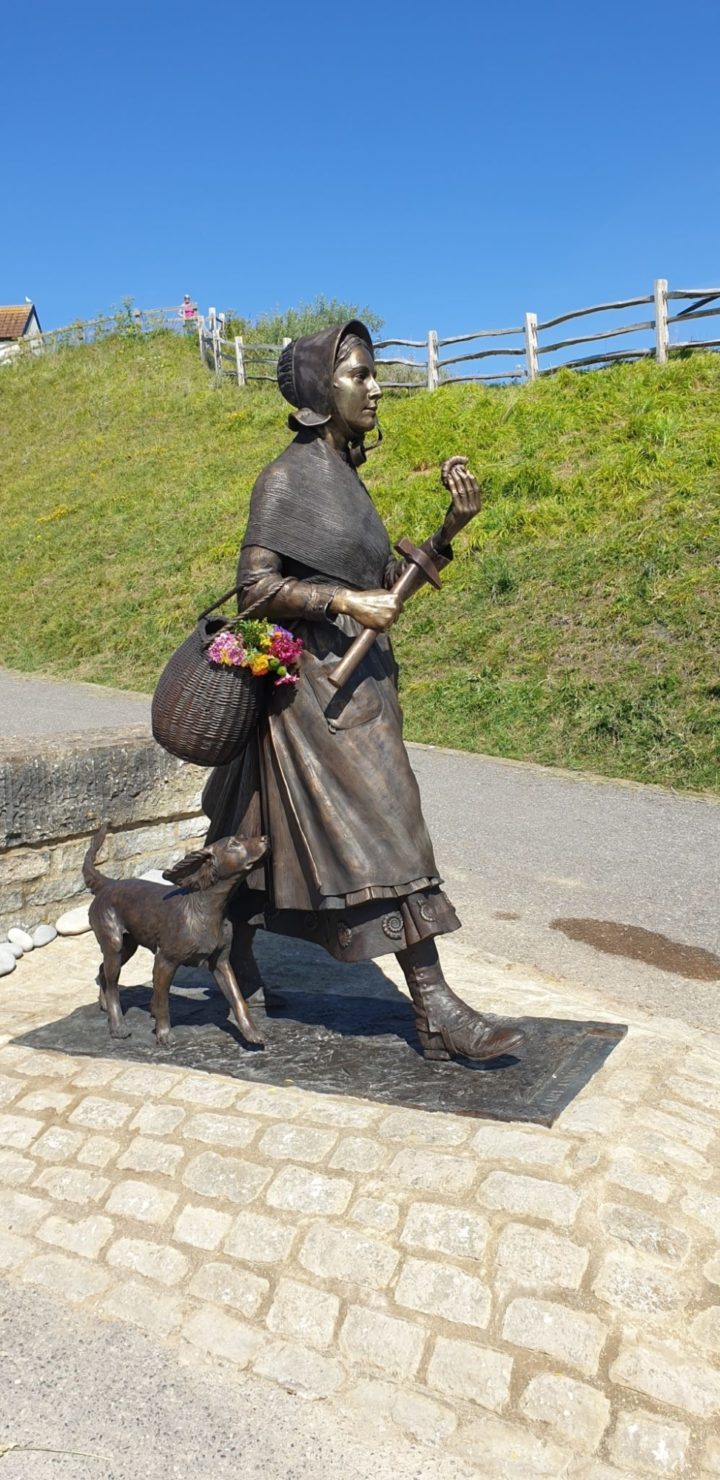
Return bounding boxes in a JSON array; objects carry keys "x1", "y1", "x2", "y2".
[
  {"x1": 155, "y1": 1030, "x2": 176, "y2": 1052},
  {"x1": 238, "y1": 1022, "x2": 265, "y2": 1048},
  {"x1": 110, "y1": 1021, "x2": 131, "y2": 1040}
]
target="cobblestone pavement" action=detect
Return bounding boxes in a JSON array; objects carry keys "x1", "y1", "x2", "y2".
[{"x1": 1, "y1": 931, "x2": 720, "y2": 1477}]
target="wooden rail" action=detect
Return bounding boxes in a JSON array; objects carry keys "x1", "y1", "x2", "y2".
[{"x1": 8, "y1": 282, "x2": 719, "y2": 391}]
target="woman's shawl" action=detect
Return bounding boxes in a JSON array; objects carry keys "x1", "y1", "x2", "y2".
[{"x1": 242, "y1": 433, "x2": 390, "y2": 590}]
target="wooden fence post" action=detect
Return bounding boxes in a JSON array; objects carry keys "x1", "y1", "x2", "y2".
[
  {"x1": 427, "y1": 329, "x2": 439, "y2": 391},
  {"x1": 197, "y1": 317, "x2": 205, "y2": 362},
  {"x1": 235, "y1": 336, "x2": 246, "y2": 387},
  {"x1": 654, "y1": 278, "x2": 669, "y2": 364},
  {"x1": 524, "y1": 312, "x2": 539, "y2": 380}
]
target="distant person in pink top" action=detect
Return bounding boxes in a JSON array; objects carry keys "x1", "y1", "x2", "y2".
[{"x1": 181, "y1": 294, "x2": 197, "y2": 326}]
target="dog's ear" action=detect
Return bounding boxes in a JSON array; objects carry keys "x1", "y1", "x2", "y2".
[{"x1": 163, "y1": 849, "x2": 216, "y2": 889}]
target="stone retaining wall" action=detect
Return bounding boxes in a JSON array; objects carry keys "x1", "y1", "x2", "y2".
[{"x1": 0, "y1": 727, "x2": 208, "y2": 934}]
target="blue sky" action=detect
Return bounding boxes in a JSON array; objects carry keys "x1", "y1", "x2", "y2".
[{"x1": 3, "y1": 0, "x2": 718, "y2": 341}]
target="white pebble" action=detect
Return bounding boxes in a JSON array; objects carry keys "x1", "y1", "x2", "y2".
[
  {"x1": 7, "y1": 927, "x2": 33, "y2": 952},
  {"x1": 3, "y1": 940, "x2": 24, "y2": 959},
  {"x1": 0, "y1": 948, "x2": 17, "y2": 976},
  {"x1": 32, "y1": 924, "x2": 58, "y2": 948},
  {"x1": 55, "y1": 905, "x2": 91, "y2": 936}
]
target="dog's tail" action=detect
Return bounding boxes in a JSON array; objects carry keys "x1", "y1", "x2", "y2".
[{"x1": 82, "y1": 825, "x2": 112, "y2": 895}]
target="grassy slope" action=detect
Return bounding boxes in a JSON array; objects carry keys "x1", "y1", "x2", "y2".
[{"x1": 1, "y1": 331, "x2": 718, "y2": 790}]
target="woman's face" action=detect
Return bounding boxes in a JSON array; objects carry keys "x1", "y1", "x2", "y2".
[{"x1": 332, "y1": 344, "x2": 382, "y2": 435}]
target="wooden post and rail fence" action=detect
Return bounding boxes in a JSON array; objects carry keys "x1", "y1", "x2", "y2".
[{"x1": 5, "y1": 282, "x2": 720, "y2": 390}]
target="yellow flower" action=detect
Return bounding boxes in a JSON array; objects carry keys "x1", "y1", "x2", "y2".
[{"x1": 250, "y1": 655, "x2": 270, "y2": 676}]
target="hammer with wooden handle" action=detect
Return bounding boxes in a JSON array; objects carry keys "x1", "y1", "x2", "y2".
[{"x1": 327, "y1": 535, "x2": 443, "y2": 691}]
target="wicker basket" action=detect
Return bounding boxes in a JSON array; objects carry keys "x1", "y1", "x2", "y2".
[{"x1": 151, "y1": 612, "x2": 265, "y2": 767}]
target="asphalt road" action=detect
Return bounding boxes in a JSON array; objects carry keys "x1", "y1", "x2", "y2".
[{"x1": 2, "y1": 667, "x2": 719, "y2": 1030}]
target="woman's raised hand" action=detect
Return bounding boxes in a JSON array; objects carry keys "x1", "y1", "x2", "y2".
[
  {"x1": 439, "y1": 455, "x2": 482, "y2": 543},
  {"x1": 330, "y1": 588, "x2": 403, "y2": 630}
]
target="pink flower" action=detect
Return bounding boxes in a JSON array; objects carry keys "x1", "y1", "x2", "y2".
[
  {"x1": 274, "y1": 672, "x2": 299, "y2": 686},
  {"x1": 207, "y1": 631, "x2": 245, "y2": 667}
]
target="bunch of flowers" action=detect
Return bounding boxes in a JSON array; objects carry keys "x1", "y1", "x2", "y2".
[{"x1": 206, "y1": 619, "x2": 303, "y2": 686}]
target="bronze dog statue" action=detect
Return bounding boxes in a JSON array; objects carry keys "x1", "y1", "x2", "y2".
[{"x1": 82, "y1": 826, "x2": 269, "y2": 1049}]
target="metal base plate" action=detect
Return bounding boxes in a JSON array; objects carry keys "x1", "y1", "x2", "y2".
[{"x1": 18, "y1": 946, "x2": 626, "y2": 1126}]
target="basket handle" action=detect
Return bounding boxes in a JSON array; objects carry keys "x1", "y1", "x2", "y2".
[{"x1": 197, "y1": 585, "x2": 269, "y2": 623}]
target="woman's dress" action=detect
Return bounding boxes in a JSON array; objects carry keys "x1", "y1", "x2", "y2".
[{"x1": 202, "y1": 432, "x2": 460, "y2": 962}]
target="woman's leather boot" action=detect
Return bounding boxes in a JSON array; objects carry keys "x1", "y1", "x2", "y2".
[{"x1": 398, "y1": 940, "x2": 524, "y2": 1062}]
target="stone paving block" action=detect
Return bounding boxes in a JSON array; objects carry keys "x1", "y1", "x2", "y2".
[
  {"x1": 340, "y1": 1305, "x2": 426, "y2": 1380},
  {"x1": 0, "y1": 1150, "x2": 35, "y2": 1185},
  {"x1": 379, "y1": 1109, "x2": 471, "y2": 1147},
  {"x1": 21, "y1": 1251, "x2": 111, "y2": 1302},
  {"x1": 705, "y1": 1256, "x2": 720, "y2": 1288},
  {"x1": 301, "y1": 1098, "x2": 380, "y2": 1130},
  {"x1": 101, "y1": 1278, "x2": 185, "y2": 1338},
  {"x1": 224, "y1": 1209, "x2": 297, "y2": 1265},
  {"x1": 0, "y1": 1112, "x2": 44, "y2": 1149},
  {"x1": 610, "y1": 1341, "x2": 720, "y2": 1418},
  {"x1": 329, "y1": 1137, "x2": 387, "y2": 1173},
  {"x1": 502, "y1": 1297, "x2": 607, "y2": 1377},
  {"x1": 0, "y1": 1074, "x2": 23, "y2": 1106},
  {"x1": 401, "y1": 1201, "x2": 489, "y2": 1261},
  {"x1": 0, "y1": 1228, "x2": 36, "y2": 1270},
  {"x1": 600, "y1": 1203, "x2": 690, "y2": 1264},
  {"x1": 300, "y1": 1223, "x2": 399, "y2": 1289},
  {"x1": 258, "y1": 1123, "x2": 338, "y2": 1165},
  {"x1": 667, "y1": 1074, "x2": 720, "y2": 1113},
  {"x1": 519, "y1": 1374, "x2": 610, "y2": 1453},
  {"x1": 117, "y1": 1135, "x2": 185, "y2": 1176},
  {"x1": 455, "y1": 1412, "x2": 570, "y2": 1476},
  {"x1": 630, "y1": 1129, "x2": 712, "y2": 1179},
  {"x1": 168, "y1": 1076, "x2": 238, "y2": 1108},
  {"x1": 181, "y1": 1112, "x2": 259, "y2": 1148},
  {"x1": 350, "y1": 1196, "x2": 399, "y2": 1232},
  {"x1": 471, "y1": 1124, "x2": 572, "y2": 1168},
  {"x1": 558, "y1": 1095, "x2": 624, "y2": 1134},
  {"x1": 690, "y1": 1306, "x2": 720, "y2": 1353},
  {"x1": 601, "y1": 1068, "x2": 654, "y2": 1103},
  {"x1": 342, "y1": 1378, "x2": 457, "y2": 1444},
  {"x1": 607, "y1": 1156, "x2": 672, "y2": 1203},
  {"x1": 105, "y1": 1179, "x2": 178, "y2": 1225},
  {"x1": 18, "y1": 1052, "x2": 77, "y2": 1080},
  {"x1": 106, "y1": 1236, "x2": 189, "y2": 1286},
  {"x1": 37, "y1": 1213, "x2": 113, "y2": 1259},
  {"x1": 16, "y1": 1088, "x2": 74, "y2": 1114},
  {"x1": 182, "y1": 1151, "x2": 270, "y2": 1206},
  {"x1": 267, "y1": 1277, "x2": 340, "y2": 1349},
  {"x1": 480, "y1": 1171, "x2": 580, "y2": 1227},
  {"x1": 495, "y1": 1222, "x2": 589, "y2": 1291},
  {"x1": 34, "y1": 1166, "x2": 110, "y2": 1205},
  {"x1": 239, "y1": 1086, "x2": 303, "y2": 1119},
  {"x1": 265, "y1": 1165, "x2": 353, "y2": 1215},
  {"x1": 188, "y1": 1261, "x2": 269, "y2": 1317},
  {"x1": 253, "y1": 1339, "x2": 346, "y2": 1399},
  {"x1": 639, "y1": 1107, "x2": 715, "y2": 1152},
  {"x1": 0, "y1": 1190, "x2": 48, "y2": 1233},
  {"x1": 0, "y1": 1047, "x2": 32, "y2": 1071},
  {"x1": 111, "y1": 1066, "x2": 182, "y2": 1098},
  {"x1": 427, "y1": 1335, "x2": 512, "y2": 1412},
  {"x1": 395, "y1": 1256, "x2": 491, "y2": 1330},
  {"x1": 609, "y1": 1407, "x2": 690, "y2": 1475},
  {"x1": 704, "y1": 1435, "x2": 720, "y2": 1474},
  {"x1": 31, "y1": 1127, "x2": 85, "y2": 1163},
  {"x1": 130, "y1": 1102, "x2": 186, "y2": 1136},
  {"x1": 682, "y1": 1186, "x2": 720, "y2": 1232},
  {"x1": 593, "y1": 1252, "x2": 689, "y2": 1317},
  {"x1": 388, "y1": 1147, "x2": 476, "y2": 1195},
  {"x1": 182, "y1": 1305, "x2": 262, "y2": 1367},
  {"x1": 174, "y1": 1203, "x2": 234, "y2": 1251},
  {"x1": 71, "y1": 1061, "x2": 126, "y2": 1089},
  {"x1": 77, "y1": 1135, "x2": 120, "y2": 1168},
  {"x1": 69, "y1": 1096, "x2": 134, "y2": 1130}
]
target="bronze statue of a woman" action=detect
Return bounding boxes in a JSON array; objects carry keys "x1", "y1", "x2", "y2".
[{"x1": 203, "y1": 319, "x2": 522, "y2": 1063}]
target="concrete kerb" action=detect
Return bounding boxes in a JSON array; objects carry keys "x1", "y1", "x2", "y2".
[{"x1": 1, "y1": 928, "x2": 719, "y2": 1476}]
